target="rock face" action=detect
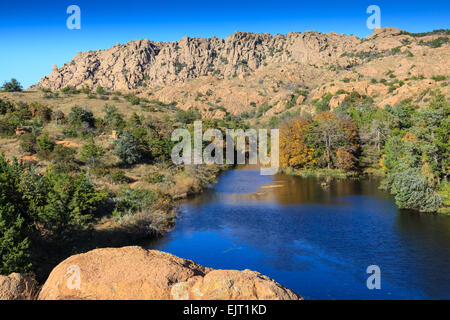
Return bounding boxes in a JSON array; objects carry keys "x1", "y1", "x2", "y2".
[
  {"x1": 0, "y1": 273, "x2": 39, "y2": 300},
  {"x1": 39, "y1": 246, "x2": 301, "y2": 300},
  {"x1": 35, "y1": 30, "x2": 361, "y2": 91},
  {"x1": 32, "y1": 28, "x2": 450, "y2": 118}
]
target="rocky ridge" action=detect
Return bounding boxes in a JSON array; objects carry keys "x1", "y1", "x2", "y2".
[{"x1": 33, "y1": 27, "x2": 450, "y2": 118}]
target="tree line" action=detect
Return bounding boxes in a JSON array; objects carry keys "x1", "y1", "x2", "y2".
[{"x1": 279, "y1": 91, "x2": 449, "y2": 213}]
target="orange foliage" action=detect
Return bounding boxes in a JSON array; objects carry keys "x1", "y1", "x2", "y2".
[
  {"x1": 279, "y1": 118, "x2": 317, "y2": 169},
  {"x1": 402, "y1": 132, "x2": 417, "y2": 142},
  {"x1": 336, "y1": 148, "x2": 357, "y2": 170}
]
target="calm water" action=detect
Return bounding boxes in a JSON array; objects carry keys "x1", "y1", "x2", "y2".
[{"x1": 148, "y1": 168, "x2": 450, "y2": 299}]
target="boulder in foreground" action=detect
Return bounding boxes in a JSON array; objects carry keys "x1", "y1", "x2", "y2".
[
  {"x1": 39, "y1": 246, "x2": 301, "y2": 300},
  {"x1": 0, "y1": 273, "x2": 38, "y2": 300}
]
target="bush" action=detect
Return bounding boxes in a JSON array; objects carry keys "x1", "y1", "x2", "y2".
[
  {"x1": 145, "y1": 172, "x2": 166, "y2": 184},
  {"x1": 40, "y1": 171, "x2": 108, "y2": 232},
  {"x1": 79, "y1": 139, "x2": 104, "y2": 166},
  {"x1": 432, "y1": 75, "x2": 447, "y2": 82},
  {"x1": 30, "y1": 102, "x2": 52, "y2": 122},
  {"x1": 112, "y1": 186, "x2": 158, "y2": 217},
  {"x1": 19, "y1": 133, "x2": 37, "y2": 153},
  {"x1": 50, "y1": 145, "x2": 78, "y2": 173},
  {"x1": 124, "y1": 94, "x2": 140, "y2": 105},
  {"x1": 420, "y1": 37, "x2": 449, "y2": 48},
  {"x1": 66, "y1": 106, "x2": 96, "y2": 136},
  {"x1": 68, "y1": 106, "x2": 95, "y2": 128},
  {"x1": 109, "y1": 169, "x2": 127, "y2": 184},
  {"x1": 315, "y1": 93, "x2": 332, "y2": 113},
  {"x1": 80, "y1": 86, "x2": 91, "y2": 94},
  {"x1": 37, "y1": 132, "x2": 54, "y2": 152},
  {"x1": 103, "y1": 104, "x2": 126, "y2": 130},
  {"x1": 176, "y1": 108, "x2": 201, "y2": 124},
  {"x1": 0, "y1": 154, "x2": 108, "y2": 274},
  {"x1": 385, "y1": 167, "x2": 442, "y2": 212},
  {"x1": 96, "y1": 86, "x2": 107, "y2": 95},
  {"x1": 0, "y1": 98, "x2": 15, "y2": 114},
  {"x1": 61, "y1": 86, "x2": 80, "y2": 94}
]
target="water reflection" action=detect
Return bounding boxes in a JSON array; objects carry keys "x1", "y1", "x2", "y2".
[{"x1": 148, "y1": 169, "x2": 450, "y2": 299}]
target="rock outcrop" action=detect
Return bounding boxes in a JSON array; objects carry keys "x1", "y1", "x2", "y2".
[
  {"x1": 31, "y1": 28, "x2": 450, "y2": 118},
  {"x1": 38, "y1": 246, "x2": 301, "y2": 300},
  {"x1": 33, "y1": 30, "x2": 361, "y2": 91},
  {"x1": 0, "y1": 273, "x2": 39, "y2": 300}
]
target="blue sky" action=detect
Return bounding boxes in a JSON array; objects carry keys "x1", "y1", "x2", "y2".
[{"x1": 0, "y1": 0, "x2": 449, "y2": 88}]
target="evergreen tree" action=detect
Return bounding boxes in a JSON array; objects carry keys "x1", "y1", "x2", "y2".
[
  {"x1": 0, "y1": 155, "x2": 31, "y2": 274},
  {"x1": 114, "y1": 131, "x2": 143, "y2": 165},
  {"x1": 1, "y1": 78, "x2": 22, "y2": 92}
]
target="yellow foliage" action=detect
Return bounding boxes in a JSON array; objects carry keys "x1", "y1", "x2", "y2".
[
  {"x1": 379, "y1": 154, "x2": 387, "y2": 171},
  {"x1": 402, "y1": 132, "x2": 416, "y2": 142},
  {"x1": 279, "y1": 118, "x2": 317, "y2": 169}
]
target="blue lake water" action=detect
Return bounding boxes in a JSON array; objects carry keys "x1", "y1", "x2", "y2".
[{"x1": 148, "y1": 168, "x2": 450, "y2": 299}]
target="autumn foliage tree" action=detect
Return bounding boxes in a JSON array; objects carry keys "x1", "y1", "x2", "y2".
[
  {"x1": 280, "y1": 112, "x2": 359, "y2": 171},
  {"x1": 309, "y1": 112, "x2": 359, "y2": 169},
  {"x1": 279, "y1": 117, "x2": 317, "y2": 169}
]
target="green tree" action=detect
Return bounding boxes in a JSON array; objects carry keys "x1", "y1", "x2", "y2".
[
  {"x1": 79, "y1": 139, "x2": 105, "y2": 167},
  {"x1": 68, "y1": 106, "x2": 95, "y2": 128},
  {"x1": 0, "y1": 98, "x2": 15, "y2": 114},
  {"x1": 37, "y1": 132, "x2": 54, "y2": 152},
  {"x1": 0, "y1": 155, "x2": 31, "y2": 274},
  {"x1": 40, "y1": 172, "x2": 107, "y2": 234},
  {"x1": 1, "y1": 78, "x2": 22, "y2": 92},
  {"x1": 103, "y1": 104, "x2": 126, "y2": 130},
  {"x1": 114, "y1": 131, "x2": 143, "y2": 165},
  {"x1": 96, "y1": 85, "x2": 106, "y2": 95}
]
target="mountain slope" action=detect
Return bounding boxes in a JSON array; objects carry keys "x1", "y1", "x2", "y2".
[{"x1": 33, "y1": 27, "x2": 450, "y2": 118}]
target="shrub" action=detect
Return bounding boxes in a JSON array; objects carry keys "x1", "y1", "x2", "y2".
[
  {"x1": 420, "y1": 37, "x2": 449, "y2": 48},
  {"x1": 432, "y1": 75, "x2": 447, "y2": 82},
  {"x1": 176, "y1": 108, "x2": 201, "y2": 124},
  {"x1": 40, "y1": 171, "x2": 108, "y2": 232},
  {"x1": 124, "y1": 94, "x2": 140, "y2": 105},
  {"x1": 385, "y1": 167, "x2": 442, "y2": 212},
  {"x1": 109, "y1": 169, "x2": 127, "y2": 184},
  {"x1": 315, "y1": 93, "x2": 332, "y2": 113},
  {"x1": 61, "y1": 86, "x2": 80, "y2": 94},
  {"x1": 103, "y1": 104, "x2": 126, "y2": 130},
  {"x1": 79, "y1": 139, "x2": 104, "y2": 166},
  {"x1": 96, "y1": 86, "x2": 107, "y2": 95},
  {"x1": 0, "y1": 98, "x2": 15, "y2": 114},
  {"x1": 37, "y1": 132, "x2": 54, "y2": 152},
  {"x1": 19, "y1": 133, "x2": 37, "y2": 153},
  {"x1": 112, "y1": 186, "x2": 158, "y2": 217},
  {"x1": 80, "y1": 86, "x2": 91, "y2": 94},
  {"x1": 145, "y1": 172, "x2": 166, "y2": 184},
  {"x1": 68, "y1": 106, "x2": 95, "y2": 128},
  {"x1": 50, "y1": 145, "x2": 78, "y2": 173},
  {"x1": 335, "y1": 89, "x2": 348, "y2": 95}
]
